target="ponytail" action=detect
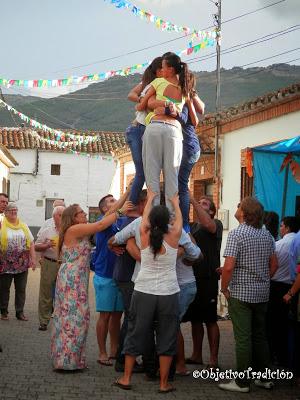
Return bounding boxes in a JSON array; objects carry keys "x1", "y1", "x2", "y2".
[
  {"x1": 148, "y1": 205, "x2": 170, "y2": 259},
  {"x1": 162, "y1": 53, "x2": 190, "y2": 97},
  {"x1": 178, "y1": 62, "x2": 189, "y2": 97}
]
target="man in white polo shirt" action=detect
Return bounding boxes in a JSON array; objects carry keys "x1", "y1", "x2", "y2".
[{"x1": 35, "y1": 205, "x2": 65, "y2": 331}]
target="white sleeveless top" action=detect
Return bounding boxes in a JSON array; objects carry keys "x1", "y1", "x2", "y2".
[
  {"x1": 135, "y1": 83, "x2": 151, "y2": 125},
  {"x1": 134, "y1": 240, "x2": 180, "y2": 295}
]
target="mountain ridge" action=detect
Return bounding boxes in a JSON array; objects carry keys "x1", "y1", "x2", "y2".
[{"x1": 1, "y1": 63, "x2": 300, "y2": 132}]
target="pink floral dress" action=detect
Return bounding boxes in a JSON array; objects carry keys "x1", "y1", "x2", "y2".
[{"x1": 51, "y1": 238, "x2": 91, "y2": 370}]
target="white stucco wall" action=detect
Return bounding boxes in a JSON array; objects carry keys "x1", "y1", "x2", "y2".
[
  {"x1": 0, "y1": 159, "x2": 10, "y2": 191},
  {"x1": 9, "y1": 150, "x2": 119, "y2": 227},
  {"x1": 219, "y1": 110, "x2": 300, "y2": 254}
]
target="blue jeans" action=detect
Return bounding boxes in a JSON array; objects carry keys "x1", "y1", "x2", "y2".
[
  {"x1": 178, "y1": 281, "x2": 197, "y2": 321},
  {"x1": 125, "y1": 123, "x2": 146, "y2": 205},
  {"x1": 178, "y1": 149, "x2": 200, "y2": 233}
]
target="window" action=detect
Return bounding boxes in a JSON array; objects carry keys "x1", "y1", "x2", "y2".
[
  {"x1": 45, "y1": 198, "x2": 64, "y2": 220},
  {"x1": 2, "y1": 177, "x2": 7, "y2": 193},
  {"x1": 240, "y1": 167, "x2": 253, "y2": 200},
  {"x1": 51, "y1": 164, "x2": 61, "y2": 175}
]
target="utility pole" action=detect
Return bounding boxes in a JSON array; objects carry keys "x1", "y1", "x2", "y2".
[{"x1": 214, "y1": 0, "x2": 222, "y2": 203}]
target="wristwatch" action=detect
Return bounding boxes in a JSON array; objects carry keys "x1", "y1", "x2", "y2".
[{"x1": 220, "y1": 288, "x2": 229, "y2": 294}]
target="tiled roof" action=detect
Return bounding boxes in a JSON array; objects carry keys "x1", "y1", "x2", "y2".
[
  {"x1": 0, "y1": 128, "x2": 127, "y2": 155},
  {"x1": 199, "y1": 82, "x2": 300, "y2": 127}
]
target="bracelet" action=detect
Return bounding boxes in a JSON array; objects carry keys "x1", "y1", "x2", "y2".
[{"x1": 116, "y1": 209, "x2": 124, "y2": 218}]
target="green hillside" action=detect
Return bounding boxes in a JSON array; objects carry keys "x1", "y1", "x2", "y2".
[{"x1": 1, "y1": 63, "x2": 300, "y2": 132}]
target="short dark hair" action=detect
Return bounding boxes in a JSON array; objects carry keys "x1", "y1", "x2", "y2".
[
  {"x1": 199, "y1": 195, "x2": 216, "y2": 218},
  {"x1": 0, "y1": 193, "x2": 8, "y2": 199},
  {"x1": 263, "y1": 211, "x2": 279, "y2": 239},
  {"x1": 241, "y1": 197, "x2": 264, "y2": 228},
  {"x1": 98, "y1": 194, "x2": 113, "y2": 214},
  {"x1": 137, "y1": 189, "x2": 147, "y2": 204},
  {"x1": 281, "y1": 216, "x2": 299, "y2": 233}
]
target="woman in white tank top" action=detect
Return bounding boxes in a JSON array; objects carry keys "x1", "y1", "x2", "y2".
[{"x1": 114, "y1": 189, "x2": 182, "y2": 394}]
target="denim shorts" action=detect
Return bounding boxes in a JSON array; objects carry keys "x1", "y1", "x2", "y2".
[
  {"x1": 178, "y1": 281, "x2": 197, "y2": 321},
  {"x1": 93, "y1": 275, "x2": 124, "y2": 312}
]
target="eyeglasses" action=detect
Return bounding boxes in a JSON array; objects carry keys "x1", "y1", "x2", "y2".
[
  {"x1": 75, "y1": 210, "x2": 86, "y2": 216},
  {"x1": 6, "y1": 209, "x2": 18, "y2": 213}
]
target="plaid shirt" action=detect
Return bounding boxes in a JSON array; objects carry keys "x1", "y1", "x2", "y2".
[{"x1": 224, "y1": 223, "x2": 275, "y2": 303}]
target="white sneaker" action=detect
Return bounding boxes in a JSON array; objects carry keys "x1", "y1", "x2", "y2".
[
  {"x1": 254, "y1": 379, "x2": 274, "y2": 389},
  {"x1": 219, "y1": 379, "x2": 250, "y2": 393}
]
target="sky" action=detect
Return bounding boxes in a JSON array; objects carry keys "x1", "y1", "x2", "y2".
[{"x1": 0, "y1": 0, "x2": 299, "y2": 98}]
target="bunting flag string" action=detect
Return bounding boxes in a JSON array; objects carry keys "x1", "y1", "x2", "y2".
[
  {"x1": 104, "y1": 0, "x2": 215, "y2": 42},
  {"x1": 0, "y1": 98, "x2": 109, "y2": 147},
  {"x1": 0, "y1": 38, "x2": 216, "y2": 89}
]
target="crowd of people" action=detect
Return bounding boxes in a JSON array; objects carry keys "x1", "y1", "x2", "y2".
[{"x1": 0, "y1": 50, "x2": 299, "y2": 395}]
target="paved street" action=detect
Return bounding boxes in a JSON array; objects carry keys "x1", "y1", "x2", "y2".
[{"x1": 0, "y1": 269, "x2": 299, "y2": 400}]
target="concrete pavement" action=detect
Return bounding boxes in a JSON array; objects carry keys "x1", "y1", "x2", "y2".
[{"x1": 0, "y1": 269, "x2": 298, "y2": 400}]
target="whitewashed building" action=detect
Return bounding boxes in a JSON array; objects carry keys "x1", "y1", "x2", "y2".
[
  {"x1": 0, "y1": 144, "x2": 18, "y2": 192},
  {"x1": 116, "y1": 82, "x2": 300, "y2": 245},
  {"x1": 0, "y1": 128, "x2": 126, "y2": 235}
]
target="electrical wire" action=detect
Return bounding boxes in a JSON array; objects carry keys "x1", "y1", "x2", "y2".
[
  {"x1": 7, "y1": 23, "x2": 299, "y2": 98},
  {"x1": 188, "y1": 24, "x2": 300, "y2": 64},
  {"x1": 50, "y1": 0, "x2": 287, "y2": 73}
]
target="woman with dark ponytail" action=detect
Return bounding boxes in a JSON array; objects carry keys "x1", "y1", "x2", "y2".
[
  {"x1": 136, "y1": 52, "x2": 190, "y2": 213},
  {"x1": 114, "y1": 189, "x2": 182, "y2": 393},
  {"x1": 126, "y1": 57, "x2": 163, "y2": 205}
]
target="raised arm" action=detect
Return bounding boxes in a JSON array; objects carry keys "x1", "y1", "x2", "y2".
[
  {"x1": 105, "y1": 183, "x2": 133, "y2": 216},
  {"x1": 140, "y1": 188, "x2": 157, "y2": 235},
  {"x1": 190, "y1": 192, "x2": 216, "y2": 233},
  {"x1": 169, "y1": 193, "x2": 183, "y2": 241},
  {"x1": 67, "y1": 212, "x2": 119, "y2": 239}
]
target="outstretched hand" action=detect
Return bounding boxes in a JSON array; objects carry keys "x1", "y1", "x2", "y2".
[
  {"x1": 147, "y1": 187, "x2": 158, "y2": 200},
  {"x1": 120, "y1": 201, "x2": 134, "y2": 215}
]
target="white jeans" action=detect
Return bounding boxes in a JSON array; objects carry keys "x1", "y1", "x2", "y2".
[{"x1": 142, "y1": 121, "x2": 183, "y2": 212}]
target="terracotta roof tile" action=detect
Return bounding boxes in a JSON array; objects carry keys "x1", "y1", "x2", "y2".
[
  {"x1": 199, "y1": 82, "x2": 300, "y2": 127},
  {"x1": 0, "y1": 128, "x2": 127, "y2": 155}
]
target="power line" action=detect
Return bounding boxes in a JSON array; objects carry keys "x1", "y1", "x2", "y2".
[
  {"x1": 222, "y1": 56, "x2": 300, "y2": 82},
  {"x1": 222, "y1": 0, "x2": 286, "y2": 25},
  {"x1": 50, "y1": 0, "x2": 287, "y2": 74},
  {"x1": 5, "y1": 22, "x2": 299, "y2": 98},
  {"x1": 5, "y1": 50, "x2": 300, "y2": 132},
  {"x1": 188, "y1": 26, "x2": 300, "y2": 65}
]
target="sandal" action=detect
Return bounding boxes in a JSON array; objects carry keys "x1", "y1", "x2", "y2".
[
  {"x1": 97, "y1": 359, "x2": 113, "y2": 366},
  {"x1": 112, "y1": 379, "x2": 132, "y2": 390},
  {"x1": 16, "y1": 314, "x2": 28, "y2": 321},
  {"x1": 38, "y1": 324, "x2": 47, "y2": 331}
]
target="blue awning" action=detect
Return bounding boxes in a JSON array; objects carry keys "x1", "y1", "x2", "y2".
[{"x1": 253, "y1": 135, "x2": 300, "y2": 155}]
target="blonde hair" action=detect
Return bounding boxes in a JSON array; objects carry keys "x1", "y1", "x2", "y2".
[{"x1": 58, "y1": 204, "x2": 79, "y2": 256}]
